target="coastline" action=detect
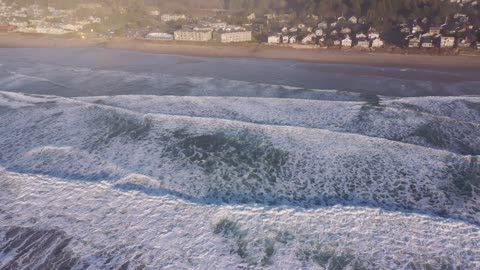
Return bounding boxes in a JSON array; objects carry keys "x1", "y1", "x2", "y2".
[{"x1": 1, "y1": 33, "x2": 480, "y2": 71}]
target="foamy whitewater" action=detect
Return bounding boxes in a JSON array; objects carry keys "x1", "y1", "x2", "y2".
[{"x1": 0, "y1": 48, "x2": 479, "y2": 270}]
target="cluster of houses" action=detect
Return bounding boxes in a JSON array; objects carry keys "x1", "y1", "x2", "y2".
[
  {"x1": 404, "y1": 13, "x2": 479, "y2": 49},
  {"x1": 267, "y1": 16, "x2": 385, "y2": 49},
  {"x1": 1, "y1": 0, "x2": 479, "y2": 50},
  {"x1": 0, "y1": 1, "x2": 102, "y2": 35}
]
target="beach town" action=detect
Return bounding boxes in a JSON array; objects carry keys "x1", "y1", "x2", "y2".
[{"x1": 0, "y1": 0, "x2": 479, "y2": 52}]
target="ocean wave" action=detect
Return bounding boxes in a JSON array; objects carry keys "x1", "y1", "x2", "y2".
[{"x1": 1, "y1": 92, "x2": 479, "y2": 226}]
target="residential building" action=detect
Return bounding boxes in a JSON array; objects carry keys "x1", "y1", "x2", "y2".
[
  {"x1": 268, "y1": 35, "x2": 281, "y2": 44},
  {"x1": 349, "y1": 16, "x2": 358, "y2": 24},
  {"x1": 145, "y1": 32, "x2": 173, "y2": 40},
  {"x1": 161, "y1": 14, "x2": 186, "y2": 22},
  {"x1": 301, "y1": 33, "x2": 316, "y2": 44},
  {"x1": 368, "y1": 32, "x2": 380, "y2": 40},
  {"x1": 247, "y1": 13, "x2": 256, "y2": 21},
  {"x1": 421, "y1": 34, "x2": 434, "y2": 48},
  {"x1": 213, "y1": 30, "x2": 252, "y2": 43},
  {"x1": 356, "y1": 39, "x2": 370, "y2": 48},
  {"x1": 457, "y1": 38, "x2": 471, "y2": 48},
  {"x1": 341, "y1": 27, "x2": 351, "y2": 34},
  {"x1": 408, "y1": 37, "x2": 420, "y2": 48},
  {"x1": 440, "y1": 36, "x2": 455, "y2": 48},
  {"x1": 371, "y1": 38, "x2": 384, "y2": 48},
  {"x1": 174, "y1": 30, "x2": 212, "y2": 42},
  {"x1": 318, "y1": 21, "x2": 328, "y2": 29},
  {"x1": 315, "y1": 29, "x2": 323, "y2": 37},
  {"x1": 282, "y1": 36, "x2": 289, "y2": 43},
  {"x1": 342, "y1": 35, "x2": 352, "y2": 47},
  {"x1": 289, "y1": 36, "x2": 297, "y2": 44},
  {"x1": 356, "y1": 33, "x2": 367, "y2": 39},
  {"x1": 412, "y1": 25, "x2": 423, "y2": 34}
]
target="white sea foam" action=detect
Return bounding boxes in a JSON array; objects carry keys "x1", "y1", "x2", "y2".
[{"x1": 0, "y1": 88, "x2": 479, "y2": 269}]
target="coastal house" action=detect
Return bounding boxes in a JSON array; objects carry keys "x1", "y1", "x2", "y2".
[
  {"x1": 161, "y1": 14, "x2": 186, "y2": 22},
  {"x1": 408, "y1": 37, "x2": 420, "y2": 48},
  {"x1": 282, "y1": 35, "x2": 289, "y2": 43},
  {"x1": 301, "y1": 33, "x2": 316, "y2": 45},
  {"x1": 341, "y1": 35, "x2": 352, "y2": 47},
  {"x1": 315, "y1": 29, "x2": 324, "y2": 37},
  {"x1": 268, "y1": 34, "x2": 281, "y2": 44},
  {"x1": 368, "y1": 31, "x2": 380, "y2": 40},
  {"x1": 440, "y1": 36, "x2": 455, "y2": 48},
  {"x1": 340, "y1": 27, "x2": 351, "y2": 34},
  {"x1": 371, "y1": 38, "x2": 384, "y2": 48},
  {"x1": 356, "y1": 39, "x2": 370, "y2": 48},
  {"x1": 201, "y1": 21, "x2": 227, "y2": 31},
  {"x1": 289, "y1": 36, "x2": 297, "y2": 44},
  {"x1": 356, "y1": 33, "x2": 367, "y2": 39},
  {"x1": 213, "y1": 30, "x2": 252, "y2": 43},
  {"x1": 412, "y1": 25, "x2": 423, "y2": 34},
  {"x1": 174, "y1": 29, "x2": 212, "y2": 42},
  {"x1": 457, "y1": 37, "x2": 472, "y2": 48},
  {"x1": 420, "y1": 34, "x2": 434, "y2": 48},
  {"x1": 333, "y1": 40, "x2": 341, "y2": 46},
  {"x1": 349, "y1": 16, "x2": 358, "y2": 24},
  {"x1": 145, "y1": 32, "x2": 174, "y2": 40},
  {"x1": 318, "y1": 21, "x2": 328, "y2": 29},
  {"x1": 149, "y1": 10, "x2": 160, "y2": 16}
]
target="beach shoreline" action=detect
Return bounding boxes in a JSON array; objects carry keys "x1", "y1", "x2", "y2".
[{"x1": 1, "y1": 33, "x2": 480, "y2": 71}]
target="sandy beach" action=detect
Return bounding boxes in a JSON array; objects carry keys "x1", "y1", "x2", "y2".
[{"x1": 1, "y1": 33, "x2": 480, "y2": 70}]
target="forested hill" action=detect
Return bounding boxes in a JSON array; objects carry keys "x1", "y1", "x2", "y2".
[{"x1": 6, "y1": 0, "x2": 479, "y2": 26}]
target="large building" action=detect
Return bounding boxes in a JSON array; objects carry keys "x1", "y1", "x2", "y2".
[
  {"x1": 161, "y1": 14, "x2": 186, "y2": 22},
  {"x1": 174, "y1": 30, "x2": 212, "y2": 42},
  {"x1": 213, "y1": 31, "x2": 252, "y2": 43}
]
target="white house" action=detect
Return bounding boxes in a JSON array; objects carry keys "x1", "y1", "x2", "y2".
[
  {"x1": 341, "y1": 27, "x2": 351, "y2": 34},
  {"x1": 301, "y1": 33, "x2": 316, "y2": 44},
  {"x1": 356, "y1": 33, "x2": 367, "y2": 39},
  {"x1": 368, "y1": 32, "x2": 380, "y2": 40},
  {"x1": 349, "y1": 16, "x2": 358, "y2": 24},
  {"x1": 289, "y1": 36, "x2": 297, "y2": 44},
  {"x1": 268, "y1": 35, "x2": 281, "y2": 44},
  {"x1": 161, "y1": 14, "x2": 186, "y2": 22},
  {"x1": 371, "y1": 38, "x2": 384, "y2": 48},
  {"x1": 315, "y1": 29, "x2": 324, "y2": 37},
  {"x1": 412, "y1": 25, "x2": 423, "y2": 34},
  {"x1": 318, "y1": 21, "x2": 328, "y2": 29},
  {"x1": 282, "y1": 36, "x2": 289, "y2": 43},
  {"x1": 341, "y1": 35, "x2": 352, "y2": 47},
  {"x1": 440, "y1": 36, "x2": 455, "y2": 48},
  {"x1": 356, "y1": 39, "x2": 370, "y2": 48}
]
